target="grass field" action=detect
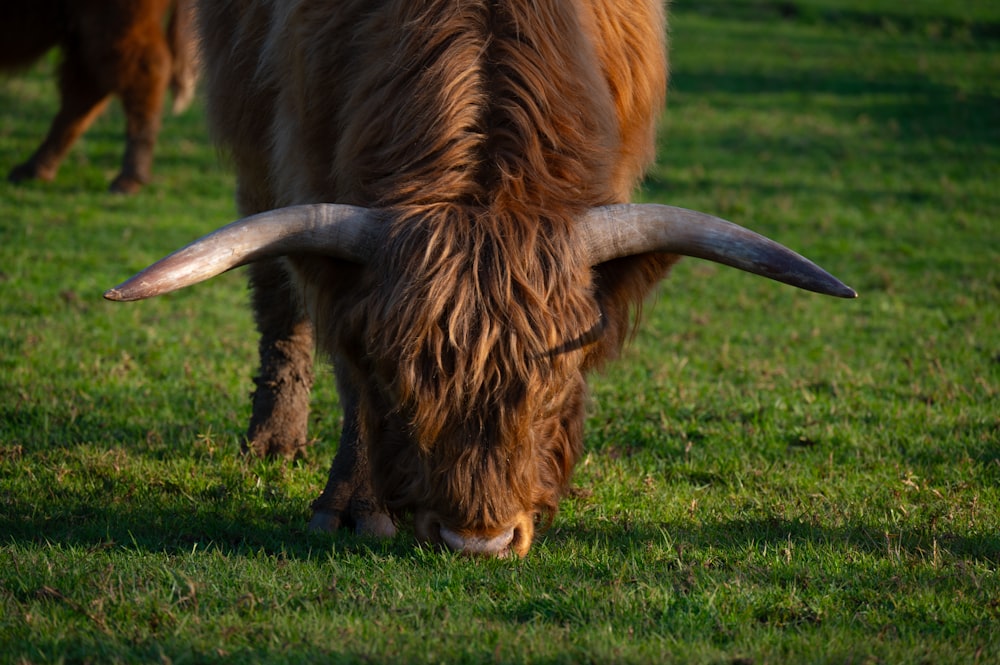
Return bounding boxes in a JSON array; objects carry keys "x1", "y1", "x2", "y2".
[{"x1": 1, "y1": 1, "x2": 998, "y2": 662}]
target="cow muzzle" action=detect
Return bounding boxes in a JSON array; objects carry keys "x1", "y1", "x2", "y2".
[{"x1": 415, "y1": 510, "x2": 535, "y2": 558}]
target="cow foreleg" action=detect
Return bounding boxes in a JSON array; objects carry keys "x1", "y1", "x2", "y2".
[
  {"x1": 109, "y1": 23, "x2": 171, "y2": 194},
  {"x1": 244, "y1": 260, "x2": 315, "y2": 460},
  {"x1": 7, "y1": 56, "x2": 109, "y2": 186},
  {"x1": 112, "y1": 94, "x2": 165, "y2": 194},
  {"x1": 309, "y1": 374, "x2": 395, "y2": 538}
]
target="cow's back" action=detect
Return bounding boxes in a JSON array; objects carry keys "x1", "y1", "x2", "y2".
[{"x1": 197, "y1": 0, "x2": 666, "y2": 215}]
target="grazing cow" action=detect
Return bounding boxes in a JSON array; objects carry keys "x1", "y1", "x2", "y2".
[
  {"x1": 106, "y1": 0, "x2": 855, "y2": 557},
  {"x1": 0, "y1": 0, "x2": 197, "y2": 193}
]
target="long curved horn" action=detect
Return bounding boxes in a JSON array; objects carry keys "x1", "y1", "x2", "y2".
[
  {"x1": 104, "y1": 204, "x2": 379, "y2": 302},
  {"x1": 579, "y1": 204, "x2": 857, "y2": 298}
]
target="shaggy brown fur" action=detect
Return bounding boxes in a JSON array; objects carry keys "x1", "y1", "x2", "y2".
[
  {"x1": 197, "y1": 0, "x2": 678, "y2": 555},
  {"x1": 0, "y1": 0, "x2": 197, "y2": 193}
]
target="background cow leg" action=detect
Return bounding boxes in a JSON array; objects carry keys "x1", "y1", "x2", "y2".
[
  {"x1": 109, "y1": 22, "x2": 171, "y2": 194},
  {"x1": 244, "y1": 259, "x2": 315, "y2": 460},
  {"x1": 7, "y1": 54, "x2": 109, "y2": 185},
  {"x1": 309, "y1": 371, "x2": 395, "y2": 538}
]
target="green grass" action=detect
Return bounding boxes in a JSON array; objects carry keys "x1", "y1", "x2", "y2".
[{"x1": 2, "y1": 2, "x2": 998, "y2": 662}]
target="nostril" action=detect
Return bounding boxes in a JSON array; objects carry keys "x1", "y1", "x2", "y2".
[
  {"x1": 509, "y1": 525, "x2": 523, "y2": 552},
  {"x1": 439, "y1": 526, "x2": 466, "y2": 552},
  {"x1": 414, "y1": 511, "x2": 444, "y2": 545}
]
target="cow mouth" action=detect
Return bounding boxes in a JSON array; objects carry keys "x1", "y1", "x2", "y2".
[{"x1": 414, "y1": 510, "x2": 535, "y2": 558}]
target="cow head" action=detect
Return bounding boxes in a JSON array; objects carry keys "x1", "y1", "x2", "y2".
[{"x1": 106, "y1": 203, "x2": 854, "y2": 556}]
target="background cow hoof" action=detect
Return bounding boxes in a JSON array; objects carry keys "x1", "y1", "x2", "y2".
[
  {"x1": 8, "y1": 162, "x2": 55, "y2": 184},
  {"x1": 109, "y1": 175, "x2": 146, "y2": 195}
]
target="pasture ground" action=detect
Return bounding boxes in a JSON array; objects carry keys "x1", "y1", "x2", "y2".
[{"x1": 1, "y1": 1, "x2": 998, "y2": 662}]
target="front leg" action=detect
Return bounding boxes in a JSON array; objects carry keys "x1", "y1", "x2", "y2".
[
  {"x1": 309, "y1": 370, "x2": 395, "y2": 538},
  {"x1": 110, "y1": 30, "x2": 171, "y2": 194},
  {"x1": 8, "y1": 55, "x2": 109, "y2": 186},
  {"x1": 244, "y1": 259, "x2": 315, "y2": 460}
]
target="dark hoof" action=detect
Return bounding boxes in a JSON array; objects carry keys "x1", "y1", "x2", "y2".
[
  {"x1": 109, "y1": 174, "x2": 145, "y2": 194},
  {"x1": 309, "y1": 510, "x2": 396, "y2": 538},
  {"x1": 8, "y1": 162, "x2": 55, "y2": 184}
]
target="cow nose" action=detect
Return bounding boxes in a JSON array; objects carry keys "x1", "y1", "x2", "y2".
[
  {"x1": 439, "y1": 526, "x2": 516, "y2": 557},
  {"x1": 415, "y1": 510, "x2": 535, "y2": 557}
]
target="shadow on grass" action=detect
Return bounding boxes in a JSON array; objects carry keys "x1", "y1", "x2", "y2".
[
  {"x1": 3, "y1": 468, "x2": 997, "y2": 566},
  {"x1": 543, "y1": 515, "x2": 998, "y2": 565},
  {"x1": 6, "y1": 508, "x2": 995, "y2": 661},
  {"x1": 0, "y1": 404, "x2": 200, "y2": 457},
  {"x1": 3, "y1": 374, "x2": 996, "y2": 565},
  {"x1": 505, "y1": 519, "x2": 1000, "y2": 632},
  {"x1": 0, "y1": 462, "x2": 401, "y2": 560}
]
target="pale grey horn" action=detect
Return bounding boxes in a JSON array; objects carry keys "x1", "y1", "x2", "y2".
[
  {"x1": 579, "y1": 204, "x2": 857, "y2": 298},
  {"x1": 104, "y1": 204, "x2": 378, "y2": 301}
]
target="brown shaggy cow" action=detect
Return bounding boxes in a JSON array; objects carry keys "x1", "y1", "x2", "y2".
[
  {"x1": 0, "y1": 0, "x2": 197, "y2": 193},
  {"x1": 106, "y1": 0, "x2": 855, "y2": 557}
]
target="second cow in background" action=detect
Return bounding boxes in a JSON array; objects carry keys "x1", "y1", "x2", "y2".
[{"x1": 0, "y1": 0, "x2": 198, "y2": 193}]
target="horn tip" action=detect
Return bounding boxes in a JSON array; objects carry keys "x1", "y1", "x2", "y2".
[
  {"x1": 799, "y1": 270, "x2": 857, "y2": 299},
  {"x1": 833, "y1": 284, "x2": 859, "y2": 299},
  {"x1": 103, "y1": 287, "x2": 125, "y2": 301},
  {"x1": 104, "y1": 285, "x2": 141, "y2": 302}
]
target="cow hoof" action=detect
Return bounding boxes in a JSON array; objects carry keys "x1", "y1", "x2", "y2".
[
  {"x1": 242, "y1": 433, "x2": 307, "y2": 460},
  {"x1": 308, "y1": 511, "x2": 342, "y2": 533},
  {"x1": 109, "y1": 175, "x2": 145, "y2": 194},
  {"x1": 308, "y1": 510, "x2": 396, "y2": 538},
  {"x1": 8, "y1": 162, "x2": 55, "y2": 184},
  {"x1": 355, "y1": 512, "x2": 397, "y2": 539}
]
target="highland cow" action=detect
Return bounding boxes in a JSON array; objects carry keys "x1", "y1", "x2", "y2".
[
  {"x1": 106, "y1": 0, "x2": 855, "y2": 557},
  {"x1": 1, "y1": 0, "x2": 197, "y2": 193}
]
